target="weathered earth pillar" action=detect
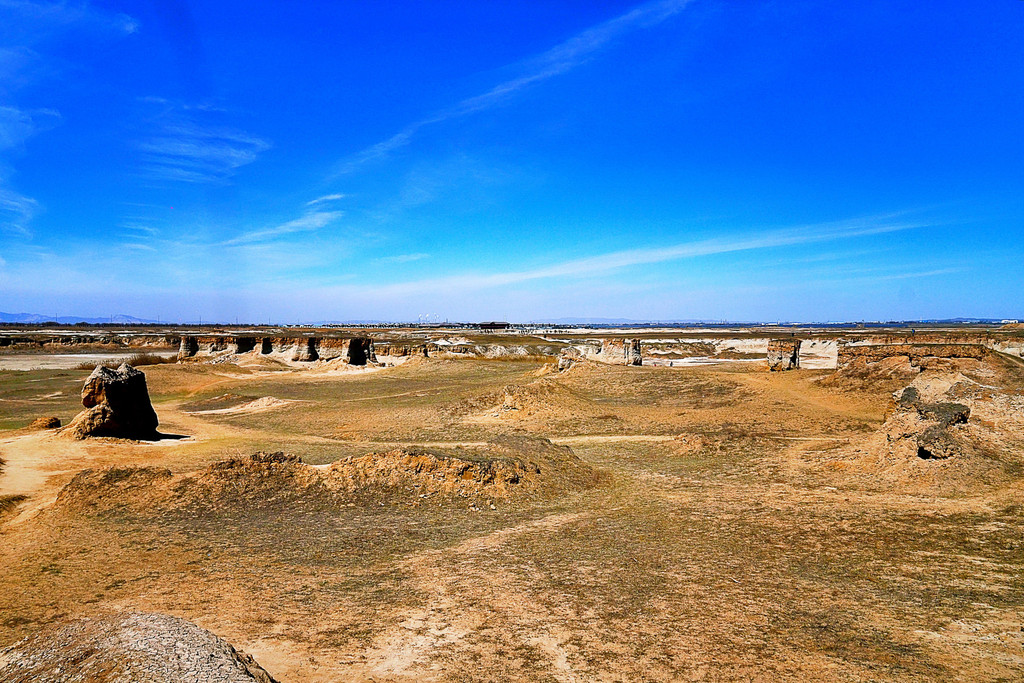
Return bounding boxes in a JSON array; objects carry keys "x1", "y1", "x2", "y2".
[
  {"x1": 767, "y1": 339, "x2": 801, "y2": 371},
  {"x1": 626, "y1": 338, "x2": 642, "y2": 366}
]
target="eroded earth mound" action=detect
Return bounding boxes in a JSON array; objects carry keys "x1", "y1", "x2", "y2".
[
  {"x1": 814, "y1": 369, "x2": 1024, "y2": 492},
  {"x1": 54, "y1": 437, "x2": 598, "y2": 514},
  {"x1": 826, "y1": 343, "x2": 991, "y2": 387},
  {"x1": 60, "y1": 364, "x2": 159, "y2": 440},
  {"x1": 0, "y1": 611, "x2": 278, "y2": 683},
  {"x1": 887, "y1": 385, "x2": 971, "y2": 460},
  {"x1": 767, "y1": 338, "x2": 801, "y2": 371}
]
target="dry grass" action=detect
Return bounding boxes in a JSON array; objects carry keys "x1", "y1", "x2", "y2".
[{"x1": 1, "y1": 355, "x2": 1022, "y2": 681}]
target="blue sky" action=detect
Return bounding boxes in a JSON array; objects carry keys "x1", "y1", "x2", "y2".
[{"x1": 0, "y1": 0, "x2": 1022, "y2": 323}]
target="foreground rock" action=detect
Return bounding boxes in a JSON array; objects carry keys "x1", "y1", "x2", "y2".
[
  {"x1": 767, "y1": 339, "x2": 801, "y2": 371},
  {"x1": 60, "y1": 364, "x2": 159, "y2": 440},
  {"x1": 0, "y1": 611, "x2": 278, "y2": 683}
]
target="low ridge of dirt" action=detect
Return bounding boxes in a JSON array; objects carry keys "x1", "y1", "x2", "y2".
[{"x1": 52, "y1": 436, "x2": 599, "y2": 515}]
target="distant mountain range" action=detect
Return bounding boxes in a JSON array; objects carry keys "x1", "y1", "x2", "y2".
[{"x1": 0, "y1": 312, "x2": 159, "y2": 324}]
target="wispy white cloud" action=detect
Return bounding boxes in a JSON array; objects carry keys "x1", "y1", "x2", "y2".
[
  {"x1": 337, "y1": 214, "x2": 926, "y2": 297},
  {"x1": 0, "y1": 185, "x2": 38, "y2": 237},
  {"x1": 306, "y1": 193, "x2": 346, "y2": 206},
  {"x1": 118, "y1": 14, "x2": 138, "y2": 34},
  {"x1": 334, "y1": 0, "x2": 691, "y2": 175},
  {"x1": 120, "y1": 222, "x2": 159, "y2": 235},
  {"x1": 0, "y1": 0, "x2": 138, "y2": 39},
  {"x1": 135, "y1": 98, "x2": 269, "y2": 184},
  {"x1": 221, "y1": 208, "x2": 343, "y2": 246},
  {"x1": 0, "y1": 2, "x2": 136, "y2": 244},
  {"x1": 138, "y1": 121, "x2": 270, "y2": 184},
  {"x1": 838, "y1": 267, "x2": 964, "y2": 283},
  {"x1": 378, "y1": 252, "x2": 429, "y2": 264},
  {"x1": 0, "y1": 104, "x2": 58, "y2": 150}
]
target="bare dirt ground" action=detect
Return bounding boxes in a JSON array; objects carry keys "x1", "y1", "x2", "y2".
[{"x1": 1, "y1": 355, "x2": 1022, "y2": 681}]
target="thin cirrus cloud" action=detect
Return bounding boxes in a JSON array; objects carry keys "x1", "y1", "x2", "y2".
[
  {"x1": 0, "y1": 105, "x2": 51, "y2": 238},
  {"x1": 0, "y1": 1, "x2": 133, "y2": 240},
  {"x1": 342, "y1": 213, "x2": 930, "y2": 298},
  {"x1": 0, "y1": 104, "x2": 60, "y2": 149},
  {"x1": 220, "y1": 208, "x2": 343, "y2": 247},
  {"x1": 0, "y1": 0, "x2": 138, "y2": 41},
  {"x1": 307, "y1": 193, "x2": 346, "y2": 206},
  {"x1": 120, "y1": 222, "x2": 159, "y2": 236},
  {"x1": 0, "y1": 186, "x2": 37, "y2": 237},
  {"x1": 137, "y1": 122, "x2": 270, "y2": 184},
  {"x1": 379, "y1": 252, "x2": 430, "y2": 264},
  {"x1": 333, "y1": 0, "x2": 692, "y2": 175}
]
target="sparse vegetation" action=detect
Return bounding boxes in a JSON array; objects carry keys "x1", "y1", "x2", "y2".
[{"x1": 1, "y1": 341, "x2": 1022, "y2": 681}]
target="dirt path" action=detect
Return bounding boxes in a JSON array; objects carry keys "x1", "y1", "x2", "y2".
[
  {"x1": 0, "y1": 433, "x2": 81, "y2": 498},
  {"x1": 0, "y1": 432, "x2": 97, "y2": 524},
  {"x1": 735, "y1": 371, "x2": 881, "y2": 421},
  {"x1": 351, "y1": 511, "x2": 592, "y2": 681},
  {"x1": 0, "y1": 401, "x2": 246, "y2": 523}
]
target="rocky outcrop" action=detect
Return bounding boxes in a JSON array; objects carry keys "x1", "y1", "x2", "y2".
[
  {"x1": 596, "y1": 339, "x2": 642, "y2": 366},
  {"x1": 0, "y1": 611, "x2": 279, "y2": 682},
  {"x1": 835, "y1": 343, "x2": 989, "y2": 380},
  {"x1": 767, "y1": 339, "x2": 801, "y2": 371},
  {"x1": 627, "y1": 339, "x2": 642, "y2": 366},
  {"x1": 374, "y1": 342, "x2": 428, "y2": 358},
  {"x1": 887, "y1": 386, "x2": 971, "y2": 460},
  {"x1": 810, "y1": 371, "x2": 1024, "y2": 493},
  {"x1": 838, "y1": 343, "x2": 988, "y2": 367},
  {"x1": 0, "y1": 333, "x2": 178, "y2": 352},
  {"x1": 61, "y1": 364, "x2": 159, "y2": 440},
  {"x1": 557, "y1": 346, "x2": 584, "y2": 372},
  {"x1": 315, "y1": 337, "x2": 350, "y2": 360}
]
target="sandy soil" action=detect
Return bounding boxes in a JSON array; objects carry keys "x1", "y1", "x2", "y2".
[{"x1": 1, "y1": 355, "x2": 1022, "y2": 681}]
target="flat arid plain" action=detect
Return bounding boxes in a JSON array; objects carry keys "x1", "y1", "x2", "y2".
[{"x1": 1, "y1": 325, "x2": 1022, "y2": 682}]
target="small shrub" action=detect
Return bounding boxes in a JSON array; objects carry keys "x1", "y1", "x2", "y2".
[{"x1": 124, "y1": 352, "x2": 176, "y2": 367}]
